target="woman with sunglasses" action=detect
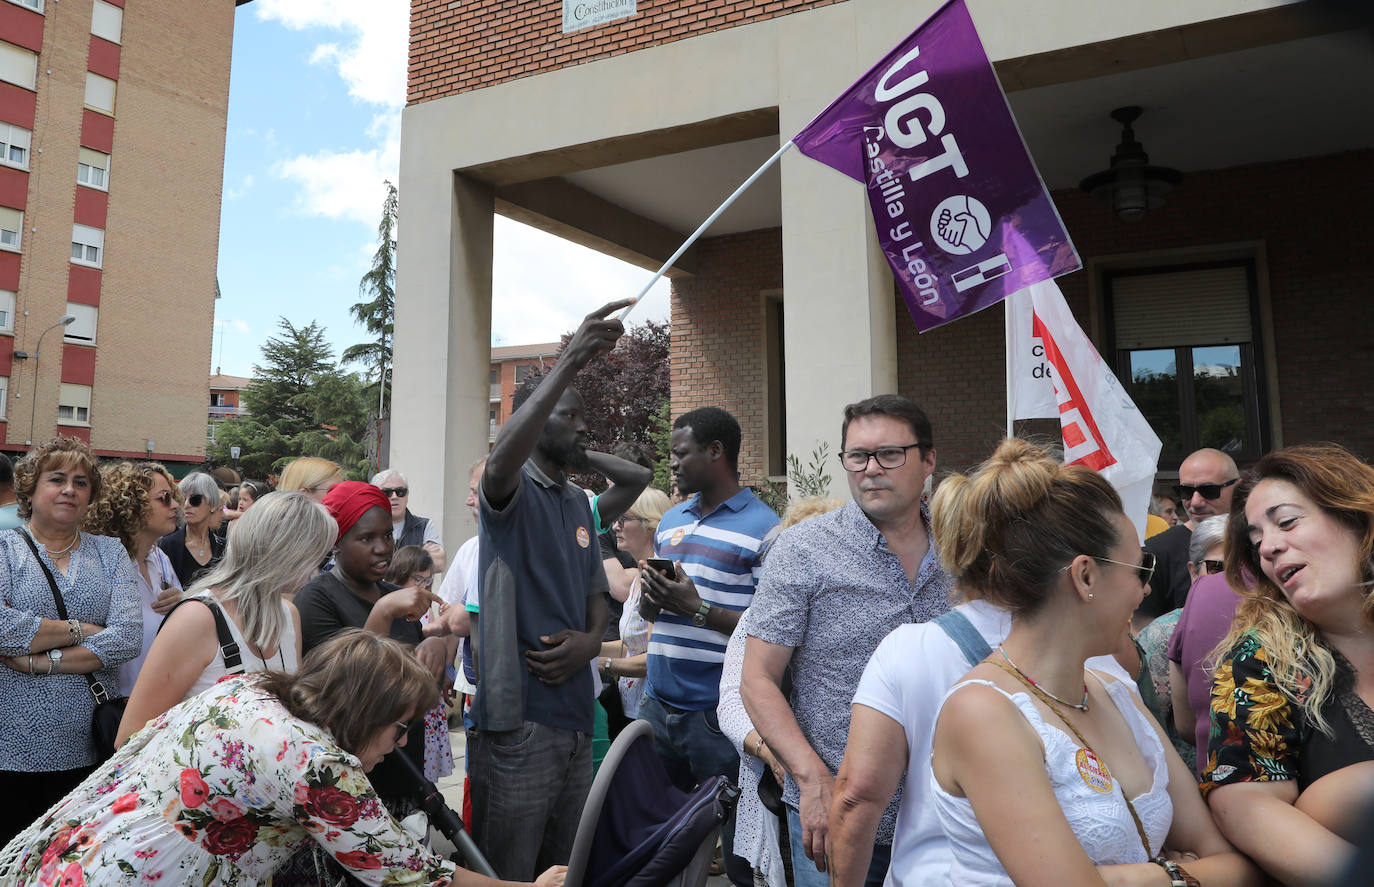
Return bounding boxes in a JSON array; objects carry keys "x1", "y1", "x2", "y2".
[
  {"x1": 81, "y1": 462, "x2": 185, "y2": 694},
  {"x1": 115, "y1": 492, "x2": 334, "y2": 746},
  {"x1": 0, "y1": 629, "x2": 567, "y2": 887},
  {"x1": 158, "y1": 472, "x2": 226, "y2": 589},
  {"x1": 296, "y1": 482, "x2": 449, "y2": 822},
  {"x1": 1202, "y1": 444, "x2": 1374, "y2": 886},
  {"x1": 923, "y1": 439, "x2": 1253, "y2": 887}
]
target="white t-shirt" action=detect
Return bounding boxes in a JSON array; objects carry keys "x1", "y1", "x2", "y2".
[
  {"x1": 436, "y1": 536, "x2": 480, "y2": 610},
  {"x1": 852, "y1": 600, "x2": 1134, "y2": 887},
  {"x1": 119, "y1": 547, "x2": 181, "y2": 696}
]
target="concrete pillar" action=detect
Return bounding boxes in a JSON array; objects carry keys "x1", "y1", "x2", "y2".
[
  {"x1": 392, "y1": 163, "x2": 494, "y2": 554},
  {"x1": 777, "y1": 18, "x2": 899, "y2": 501}
]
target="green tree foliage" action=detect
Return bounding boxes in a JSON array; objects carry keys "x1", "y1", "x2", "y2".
[
  {"x1": 209, "y1": 318, "x2": 373, "y2": 480},
  {"x1": 343, "y1": 181, "x2": 397, "y2": 407}
]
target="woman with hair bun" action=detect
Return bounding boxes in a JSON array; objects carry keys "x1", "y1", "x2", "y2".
[
  {"x1": 923, "y1": 439, "x2": 1255, "y2": 887},
  {"x1": 1202, "y1": 443, "x2": 1374, "y2": 886}
]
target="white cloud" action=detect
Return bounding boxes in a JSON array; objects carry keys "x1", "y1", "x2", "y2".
[
  {"x1": 224, "y1": 173, "x2": 254, "y2": 200},
  {"x1": 254, "y1": 0, "x2": 407, "y2": 109},
  {"x1": 275, "y1": 114, "x2": 399, "y2": 225}
]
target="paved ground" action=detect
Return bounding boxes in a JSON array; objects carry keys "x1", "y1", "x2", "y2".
[{"x1": 429, "y1": 727, "x2": 730, "y2": 887}]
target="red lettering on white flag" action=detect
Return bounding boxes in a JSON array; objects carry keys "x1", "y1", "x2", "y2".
[{"x1": 1031, "y1": 312, "x2": 1116, "y2": 472}]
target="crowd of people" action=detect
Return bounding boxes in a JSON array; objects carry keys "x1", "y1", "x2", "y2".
[{"x1": 0, "y1": 298, "x2": 1370, "y2": 887}]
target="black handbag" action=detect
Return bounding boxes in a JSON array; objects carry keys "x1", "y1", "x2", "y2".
[{"x1": 19, "y1": 530, "x2": 128, "y2": 762}]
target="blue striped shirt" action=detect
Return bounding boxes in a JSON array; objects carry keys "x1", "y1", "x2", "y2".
[{"x1": 646, "y1": 488, "x2": 779, "y2": 710}]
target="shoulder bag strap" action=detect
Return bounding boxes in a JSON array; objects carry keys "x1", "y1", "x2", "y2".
[
  {"x1": 159, "y1": 596, "x2": 244, "y2": 674},
  {"x1": 934, "y1": 609, "x2": 993, "y2": 666},
  {"x1": 18, "y1": 530, "x2": 112, "y2": 703}
]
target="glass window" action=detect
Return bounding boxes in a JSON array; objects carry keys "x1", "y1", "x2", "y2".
[
  {"x1": 77, "y1": 148, "x2": 109, "y2": 189},
  {"x1": 0, "y1": 123, "x2": 30, "y2": 170},
  {"x1": 64, "y1": 302, "x2": 98, "y2": 344},
  {"x1": 0, "y1": 207, "x2": 21, "y2": 250},
  {"x1": 0, "y1": 290, "x2": 13, "y2": 332},
  {"x1": 70, "y1": 224, "x2": 104, "y2": 268},
  {"x1": 5, "y1": 0, "x2": 44, "y2": 13},
  {"x1": 58, "y1": 383, "x2": 92, "y2": 424}
]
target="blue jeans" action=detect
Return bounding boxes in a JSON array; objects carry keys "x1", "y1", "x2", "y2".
[
  {"x1": 467, "y1": 721, "x2": 592, "y2": 880},
  {"x1": 638, "y1": 694, "x2": 751, "y2": 887},
  {"x1": 786, "y1": 805, "x2": 891, "y2": 887}
]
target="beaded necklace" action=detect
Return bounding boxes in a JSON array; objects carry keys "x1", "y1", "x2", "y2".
[{"x1": 996, "y1": 645, "x2": 1089, "y2": 711}]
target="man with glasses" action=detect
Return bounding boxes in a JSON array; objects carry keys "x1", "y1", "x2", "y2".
[
  {"x1": 1138, "y1": 447, "x2": 1240, "y2": 622},
  {"x1": 741, "y1": 395, "x2": 953, "y2": 887},
  {"x1": 372, "y1": 468, "x2": 446, "y2": 571}
]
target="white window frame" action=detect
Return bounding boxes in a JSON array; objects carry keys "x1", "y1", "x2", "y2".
[
  {"x1": 0, "y1": 207, "x2": 21, "y2": 252},
  {"x1": 70, "y1": 224, "x2": 104, "y2": 268},
  {"x1": 0, "y1": 122, "x2": 31, "y2": 171},
  {"x1": 64, "y1": 302, "x2": 97, "y2": 345},
  {"x1": 0, "y1": 376, "x2": 8, "y2": 418},
  {"x1": 76, "y1": 148, "x2": 109, "y2": 190},
  {"x1": 0, "y1": 290, "x2": 13, "y2": 333},
  {"x1": 58, "y1": 383, "x2": 91, "y2": 425},
  {"x1": 90, "y1": 0, "x2": 122, "y2": 44},
  {"x1": 4, "y1": 0, "x2": 44, "y2": 14},
  {"x1": 0, "y1": 42, "x2": 37, "y2": 91},
  {"x1": 83, "y1": 72, "x2": 116, "y2": 115}
]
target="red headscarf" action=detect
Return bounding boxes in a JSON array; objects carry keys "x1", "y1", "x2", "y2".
[{"x1": 322, "y1": 481, "x2": 392, "y2": 542}]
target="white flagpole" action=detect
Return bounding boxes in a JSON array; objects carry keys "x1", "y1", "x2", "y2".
[
  {"x1": 1004, "y1": 298, "x2": 1015, "y2": 437},
  {"x1": 618, "y1": 139, "x2": 796, "y2": 322}
]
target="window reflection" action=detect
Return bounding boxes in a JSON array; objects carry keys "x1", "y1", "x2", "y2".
[
  {"x1": 1193, "y1": 345, "x2": 1246, "y2": 454},
  {"x1": 1129, "y1": 349, "x2": 1181, "y2": 455}
]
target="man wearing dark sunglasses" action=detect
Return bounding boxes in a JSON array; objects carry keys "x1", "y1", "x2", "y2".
[
  {"x1": 1139, "y1": 447, "x2": 1240, "y2": 622},
  {"x1": 371, "y1": 468, "x2": 446, "y2": 571}
]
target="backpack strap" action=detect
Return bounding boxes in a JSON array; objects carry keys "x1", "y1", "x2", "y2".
[
  {"x1": 933, "y1": 609, "x2": 993, "y2": 667},
  {"x1": 161, "y1": 596, "x2": 243, "y2": 674}
]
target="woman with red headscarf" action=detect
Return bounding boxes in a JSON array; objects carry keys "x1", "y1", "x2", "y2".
[{"x1": 294, "y1": 481, "x2": 449, "y2": 820}]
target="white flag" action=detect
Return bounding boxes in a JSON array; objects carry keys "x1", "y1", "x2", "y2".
[{"x1": 1006, "y1": 279, "x2": 1163, "y2": 543}]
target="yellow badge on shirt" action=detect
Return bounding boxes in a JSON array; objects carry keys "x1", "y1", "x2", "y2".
[
  {"x1": 576, "y1": 526, "x2": 590, "y2": 548},
  {"x1": 670, "y1": 527, "x2": 686, "y2": 547},
  {"x1": 1075, "y1": 747, "x2": 1113, "y2": 794}
]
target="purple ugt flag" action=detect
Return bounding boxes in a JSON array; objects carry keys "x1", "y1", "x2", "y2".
[{"x1": 792, "y1": 0, "x2": 1079, "y2": 332}]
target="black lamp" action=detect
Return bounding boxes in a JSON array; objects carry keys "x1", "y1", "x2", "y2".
[{"x1": 1079, "y1": 107, "x2": 1182, "y2": 222}]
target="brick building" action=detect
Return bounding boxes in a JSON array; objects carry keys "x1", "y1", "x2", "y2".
[
  {"x1": 488, "y1": 341, "x2": 559, "y2": 442},
  {"x1": 0, "y1": 0, "x2": 243, "y2": 465},
  {"x1": 392, "y1": 0, "x2": 1374, "y2": 550}
]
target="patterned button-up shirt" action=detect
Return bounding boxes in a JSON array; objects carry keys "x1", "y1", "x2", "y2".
[{"x1": 747, "y1": 500, "x2": 953, "y2": 843}]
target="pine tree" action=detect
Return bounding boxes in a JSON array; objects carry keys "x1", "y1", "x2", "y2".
[{"x1": 343, "y1": 181, "x2": 397, "y2": 410}]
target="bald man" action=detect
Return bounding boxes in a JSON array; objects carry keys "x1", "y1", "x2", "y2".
[{"x1": 1137, "y1": 448, "x2": 1239, "y2": 621}]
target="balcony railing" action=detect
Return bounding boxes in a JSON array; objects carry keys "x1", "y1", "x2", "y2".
[{"x1": 209, "y1": 405, "x2": 248, "y2": 418}]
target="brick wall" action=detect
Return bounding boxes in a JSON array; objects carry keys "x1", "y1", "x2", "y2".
[
  {"x1": 670, "y1": 150, "x2": 1374, "y2": 481},
  {"x1": 408, "y1": 0, "x2": 845, "y2": 104},
  {"x1": 669, "y1": 228, "x2": 781, "y2": 486}
]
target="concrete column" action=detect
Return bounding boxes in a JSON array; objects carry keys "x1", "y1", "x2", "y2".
[
  {"x1": 776, "y1": 17, "x2": 899, "y2": 501},
  {"x1": 392, "y1": 161, "x2": 494, "y2": 554}
]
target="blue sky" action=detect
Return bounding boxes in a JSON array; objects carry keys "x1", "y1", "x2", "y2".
[{"x1": 213, "y1": 0, "x2": 671, "y2": 379}]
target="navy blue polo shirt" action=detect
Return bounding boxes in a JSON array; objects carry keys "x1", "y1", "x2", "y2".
[{"x1": 473, "y1": 460, "x2": 608, "y2": 734}]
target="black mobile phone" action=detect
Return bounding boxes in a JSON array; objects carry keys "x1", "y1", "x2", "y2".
[{"x1": 645, "y1": 557, "x2": 676, "y2": 576}]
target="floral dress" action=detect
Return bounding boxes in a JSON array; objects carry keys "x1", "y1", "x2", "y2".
[{"x1": 0, "y1": 676, "x2": 455, "y2": 886}]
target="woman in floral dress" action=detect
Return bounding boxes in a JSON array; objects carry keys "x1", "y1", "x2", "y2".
[{"x1": 0, "y1": 629, "x2": 565, "y2": 887}]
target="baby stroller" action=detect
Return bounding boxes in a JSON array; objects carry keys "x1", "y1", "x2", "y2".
[{"x1": 565, "y1": 719, "x2": 739, "y2": 887}]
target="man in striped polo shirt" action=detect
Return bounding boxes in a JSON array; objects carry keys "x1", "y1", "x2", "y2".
[{"x1": 639, "y1": 406, "x2": 780, "y2": 887}]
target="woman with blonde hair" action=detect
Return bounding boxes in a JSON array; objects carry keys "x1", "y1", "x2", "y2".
[
  {"x1": 598, "y1": 486, "x2": 672, "y2": 717},
  {"x1": 1203, "y1": 443, "x2": 1374, "y2": 886},
  {"x1": 922, "y1": 438, "x2": 1254, "y2": 887},
  {"x1": 278, "y1": 456, "x2": 343, "y2": 503},
  {"x1": 82, "y1": 461, "x2": 185, "y2": 693},
  {"x1": 0, "y1": 629, "x2": 566, "y2": 887},
  {"x1": 115, "y1": 491, "x2": 337, "y2": 746}
]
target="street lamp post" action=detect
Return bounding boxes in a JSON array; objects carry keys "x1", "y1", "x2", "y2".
[{"x1": 27, "y1": 314, "x2": 77, "y2": 446}]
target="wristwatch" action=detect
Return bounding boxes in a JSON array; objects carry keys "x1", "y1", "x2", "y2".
[
  {"x1": 691, "y1": 600, "x2": 712, "y2": 627},
  {"x1": 47, "y1": 648, "x2": 63, "y2": 675}
]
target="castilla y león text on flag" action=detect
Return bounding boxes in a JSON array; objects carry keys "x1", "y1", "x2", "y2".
[{"x1": 792, "y1": 0, "x2": 1079, "y2": 332}]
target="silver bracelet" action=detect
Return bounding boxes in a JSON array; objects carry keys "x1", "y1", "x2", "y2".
[
  {"x1": 26, "y1": 654, "x2": 34, "y2": 675},
  {"x1": 47, "y1": 655, "x2": 58, "y2": 676}
]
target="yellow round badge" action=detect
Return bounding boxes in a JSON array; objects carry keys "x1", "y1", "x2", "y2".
[
  {"x1": 670, "y1": 527, "x2": 686, "y2": 547},
  {"x1": 576, "y1": 526, "x2": 590, "y2": 548},
  {"x1": 1075, "y1": 747, "x2": 1113, "y2": 794}
]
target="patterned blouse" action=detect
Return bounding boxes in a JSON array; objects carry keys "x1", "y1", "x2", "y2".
[
  {"x1": 0, "y1": 676, "x2": 456, "y2": 886},
  {"x1": 0, "y1": 530, "x2": 142, "y2": 771},
  {"x1": 1201, "y1": 633, "x2": 1374, "y2": 795}
]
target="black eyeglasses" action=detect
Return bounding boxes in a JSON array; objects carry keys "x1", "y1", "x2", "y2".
[
  {"x1": 838, "y1": 443, "x2": 929, "y2": 473},
  {"x1": 1173, "y1": 477, "x2": 1238, "y2": 502},
  {"x1": 186, "y1": 494, "x2": 205, "y2": 507},
  {"x1": 392, "y1": 721, "x2": 410, "y2": 742},
  {"x1": 1201, "y1": 559, "x2": 1224, "y2": 575},
  {"x1": 380, "y1": 487, "x2": 408, "y2": 498},
  {"x1": 1092, "y1": 548, "x2": 1157, "y2": 587}
]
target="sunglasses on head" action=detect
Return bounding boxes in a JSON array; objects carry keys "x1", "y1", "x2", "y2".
[
  {"x1": 1173, "y1": 477, "x2": 1239, "y2": 501},
  {"x1": 380, "y1": 487, "x2": 408, "y2": 498}
]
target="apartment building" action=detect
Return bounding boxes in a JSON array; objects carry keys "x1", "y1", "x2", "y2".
[{"x1": 0, "y1": 0, "x2": 241, "y2": 464}]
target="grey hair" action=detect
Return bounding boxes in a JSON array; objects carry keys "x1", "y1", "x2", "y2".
[
  {"x1": 186, "y1": 491, "x2": 337, "y2": 653},
  {"x1": 180, "y1": 471, "x2": 221, "y2": 505},
  {"x1": 370, "y1": 468, "x2": 406, "y2": 487},
  {"x1": 1189, "y1": 514, "x2": 1228, "y2": 566}
]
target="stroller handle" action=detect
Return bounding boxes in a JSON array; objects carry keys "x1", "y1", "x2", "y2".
[{"x1": 392, "y1": 750, "x2": 498, "y2": 878}]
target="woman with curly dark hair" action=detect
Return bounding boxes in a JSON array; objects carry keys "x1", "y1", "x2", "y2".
[
  {"x1": 82, "y1": 462, "x2": 184, "y2": 694},
  {"x1": 0, "y1": 437, "x2": 141, "y2": 846}
]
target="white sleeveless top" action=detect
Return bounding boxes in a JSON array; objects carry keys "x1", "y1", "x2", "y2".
[
  {"x1": 931, "y1": 676, "x2": 1173, "y2": 886},
  {"x1": 184, "y1": 595, "x2": 299, "y2": 700}
]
